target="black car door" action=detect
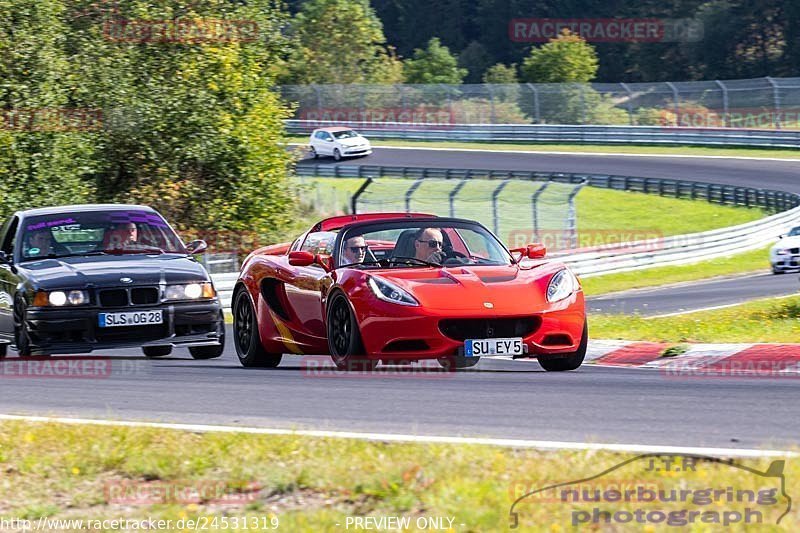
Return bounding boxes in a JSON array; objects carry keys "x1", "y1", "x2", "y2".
[{"x1": 0, "y1": 216, "x2": 20, "y2": 338}]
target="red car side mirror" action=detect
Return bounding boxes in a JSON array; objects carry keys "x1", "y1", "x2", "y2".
[
  {"x1": 526, "y1": 243, "x2": 546, "y2": 259},
  {"x1": 288, "y1": 250, "x2": 315, "y2": 267},
  {"x1": 510, "y1": 243, "x2": 547, "y2": 261}
]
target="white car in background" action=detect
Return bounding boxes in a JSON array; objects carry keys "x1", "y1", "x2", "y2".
[
  {"x1": 770, "y1": 226, "x2": 800, "y2": 273},
  {"x1": 309, "y1": 127, "x2": 372, "y2": 161}
]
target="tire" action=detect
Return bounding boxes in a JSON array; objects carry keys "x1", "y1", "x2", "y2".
[
  {"x1": 189, "y1": 313, "x2": 225, "y2": 359},
  {"x1": 773, "y1": 267, "x2": 785, "y2": 274},
  {"x1": 233, "y1": 288, "x2": 282, "y2": 368},
  {"x1": 333, "y1": 148, "x2": 342, "y2": 161},
  {"x1": 0, "y1": 343, "x2": 7, "y2": 359},
  {"x1": 143, "y1": 346, "x2": 172, "y2": 357},
  {"x1": 310, "y1": 146, "x2": 318, "y2": 159},
  {"x1": 437, "y1": 355, "x2": 480, "y2": 370},
  {"x1": 13, "y1": 296, "x2": 33, "y2": 357},
  {"x1": 327, "y1": 292, "x2": 376, "y2": 371},
  {"x1": 537, "y1": 322, "x2": 588, "y2": 372}
]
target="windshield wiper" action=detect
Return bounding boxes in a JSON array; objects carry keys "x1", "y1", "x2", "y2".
[
  {"x1": 103, "y1": 247, "x2": 164, "y2": 255},
  {"x1": 21, "y1": 251, "x2": 108, "y2": 262}
]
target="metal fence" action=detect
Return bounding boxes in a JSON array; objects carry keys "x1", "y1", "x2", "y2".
[
  {"x1": 295, "y1": 165, "x2": 800, "y2": 213},
  {"x1": 282, "y1": 77, "x2": 800, "y2": 129},
  {"x1": 287, "y1": 121, "x2": 800, "y2": 148},
  {"x1": 348, "y1": 176, "x2": 584, "y2": 249}
]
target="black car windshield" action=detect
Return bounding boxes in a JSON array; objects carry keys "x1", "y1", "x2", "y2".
[
  {"x1": 332, "y1": 130, "x2": 359, "y2": 139},
  {"x1": 20, "y1": 210, "x2": 186, "y2": 261},
  {"x1": 337, "y1": 220, "x2": 513, "y2": 268}
]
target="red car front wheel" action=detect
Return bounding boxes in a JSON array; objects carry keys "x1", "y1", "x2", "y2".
[
  {"x1": 327, "y1": 293, "x2": 376, "y2": 371},
  {"x1": 537, "y1": 322, "x2": 588, "y2": 371}
]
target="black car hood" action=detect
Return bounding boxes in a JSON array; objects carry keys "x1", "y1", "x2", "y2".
[{"x1": 20, "y1": 254, "x2": 209, "y2": 290}]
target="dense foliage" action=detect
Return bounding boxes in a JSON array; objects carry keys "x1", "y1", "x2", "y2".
[
  {"x1": 1, "y1": 0, "x2": 297, "y2": 241},
  {"x1": 368, "y1": 0, "x2": 799, "y2": 83}
]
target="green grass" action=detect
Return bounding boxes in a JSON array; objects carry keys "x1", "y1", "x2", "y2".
[
  {"x1": 1, "y1": 420, "x2": 797, "y2": 531},
  {"x1": 302, "y1": 177, "x2": 765, "y2": 241},
  {"x1": 580, "y1": 245, "x2": 771, "y2": 296},
  {"x1": 590, "y1": 295, "x2": 800, "y2": 343},
  {"x1": 286, "y1": 135, "x2": 800, "y2": 159}
]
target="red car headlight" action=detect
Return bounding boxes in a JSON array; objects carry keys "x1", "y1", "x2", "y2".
[
  {"x1": 546, "y1": 269, "x2": 577, "y2": 303},
  {"x1": 368, "y1": 276, "x2": 419, "y2": 306}
]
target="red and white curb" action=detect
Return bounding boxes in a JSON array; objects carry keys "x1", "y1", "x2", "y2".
[{"x1": 492, "y1": 340, "x2": 800, "y2": 377}]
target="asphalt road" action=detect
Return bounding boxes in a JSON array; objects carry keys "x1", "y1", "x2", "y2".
[
  {"x1": 298, "y1": 146, "x2": 800, "y2": 193},
  {"x1": 587, "y1": 272, "x2": 798, "y2": 316},
  {"x1": 1, "y1": 331, "x2": 798, "y2": 451},
  {"x1": 3, "y1": 148, "x2": 799, "y2": 451}
]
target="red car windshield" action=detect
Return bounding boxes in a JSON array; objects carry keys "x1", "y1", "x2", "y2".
[
  {"x1": 337, "y1": 221, "x2": 513, "y2": 268},
  {"x1": 21, "y1": 210, "x2": 186, "y2": 260}
]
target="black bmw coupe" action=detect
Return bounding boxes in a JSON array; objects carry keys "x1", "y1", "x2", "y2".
[{"x1": 0, "y1": 204, "x2": 224, "y2": 358}]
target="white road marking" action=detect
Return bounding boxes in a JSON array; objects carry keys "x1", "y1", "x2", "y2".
[
  {"x1": 643, "y1": 293, "x2": 799, "y2": 319},
  {"x1": 0, "y1": 413, "x2": 792, "y2": 458}
]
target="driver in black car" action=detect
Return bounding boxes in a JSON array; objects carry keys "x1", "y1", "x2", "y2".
[{"x1": 25, "y1": 229, "x2": 55, "y2": 258}]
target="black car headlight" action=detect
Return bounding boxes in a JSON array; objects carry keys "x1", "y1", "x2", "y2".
[
  {"x1": 33, "y1": 290, "x2": 90, "y2": 307},
  {"x1": 165, "y1": 282, "x2": 215, "y2": 300},
  {"x1": 368, "y1": 276, "x2": 419, "y2": 306},
  {"x1": 546, "y1": 269, "x2": 577, "y2": 303}
]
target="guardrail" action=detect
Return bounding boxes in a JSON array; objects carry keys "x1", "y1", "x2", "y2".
[
  {"x1": 296, "y1": 165, "x2": 800, "y2": 212},
  {"x1": 287, "y1": 120, "x2": 800, "y2": 149},
  {"x1": 560, "y1": 204, "x2": 800, "y2": 277}
]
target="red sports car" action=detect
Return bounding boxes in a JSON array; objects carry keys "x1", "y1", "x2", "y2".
[{"x1": 232, "y1": 213, "x2": 587, "y2": 370}]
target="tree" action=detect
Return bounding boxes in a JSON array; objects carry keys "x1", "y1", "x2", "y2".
[
  {"x1": 458, "y1": 41, "x2": 493, "y2": 83},
  {"x1": 520, "y1": 30, "x2": 599, "y2": 83},
  {"x1": 482, "y1": 63, "x2": 518, "y2": 84},
  {"x1": 1, "y1": 0, "x2": 301, "y2": 243},
  {"x1": 0, "y1": 0, "x2": 96, "y2": 217},
  {"x1": 283, "y1": 0, "x2": 403, "y2": 84},
  {"x1": 403, "y1": 37, "x2": 467, "y2": 84}
]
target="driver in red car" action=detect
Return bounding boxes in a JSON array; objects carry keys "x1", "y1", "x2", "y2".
[
  {"x1": 342, "y1": 234, "x2": 368, "y2": 265},
  {"x1": 414, "y1": 227, "x2": 445, "y2": 263}
]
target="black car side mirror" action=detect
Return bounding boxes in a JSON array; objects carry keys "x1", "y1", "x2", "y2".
[{"x1": 186, "y1": 239, "x2": 208, "y2": 255}]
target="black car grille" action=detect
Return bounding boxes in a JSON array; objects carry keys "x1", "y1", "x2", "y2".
[
  {"x1": 131, "y1": 287, "x2": 159, "y2": 305},
  {"x1": 439, "y1": 317, "x2": 540, "y2": 341},
  {"x1": 99, "y1": 289, "x2": 128, "y2": 307},
  {"x1": 99, "y1": 287, "x2": 160, "y2": 308},
  {"x1": 95, "y1": 324, "x2": 168, "y2": 342}
]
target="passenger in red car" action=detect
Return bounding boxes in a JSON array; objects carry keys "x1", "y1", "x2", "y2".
[{"x1": 342, "y1": 234, "x2": 367, "y2": 265}]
